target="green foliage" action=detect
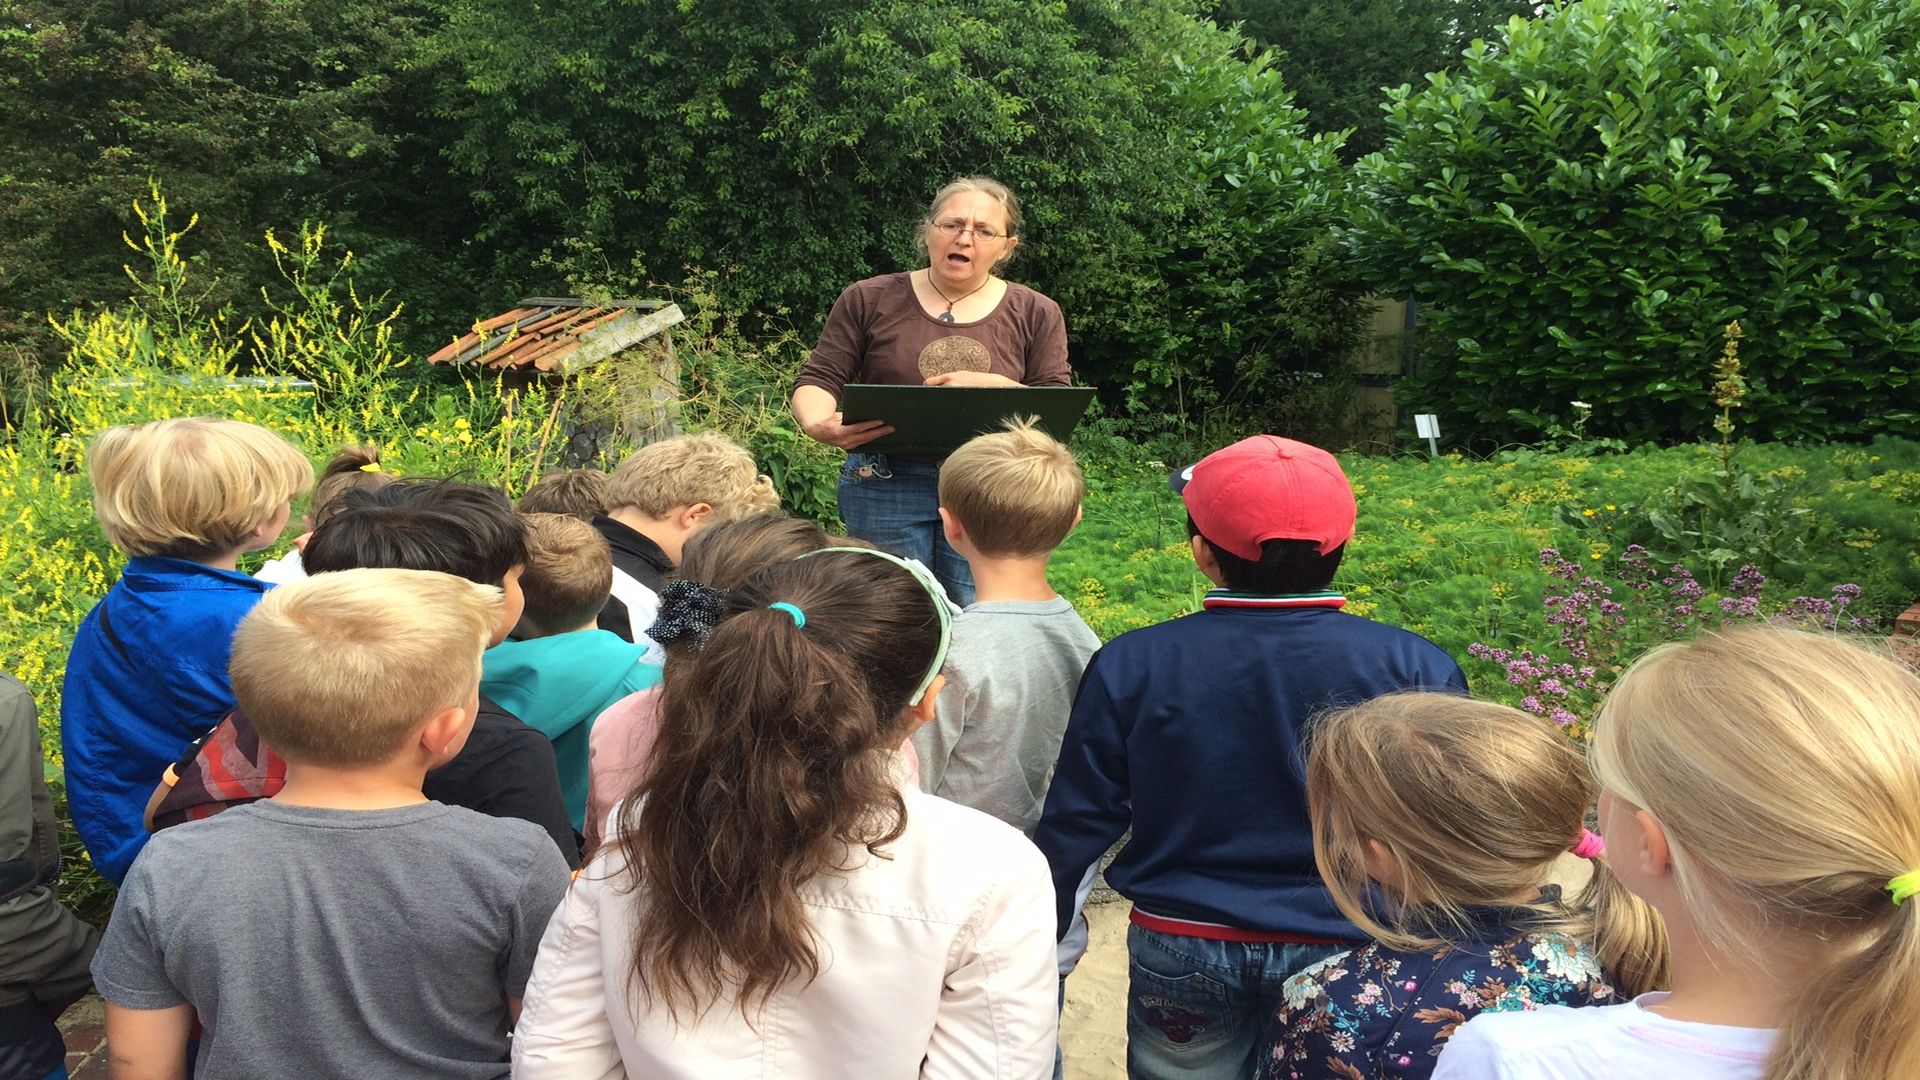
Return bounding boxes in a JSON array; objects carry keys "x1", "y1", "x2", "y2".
[
  {"x1": 1356, "y1": 0, "x2": 1920, "y2": 446},
  {"x1": 0, "y1": 0, "x2": 496, "y2": 371},
  {"x1": 428, "y1": 0, "x2": 1174, "y2": 319},
  {"x1": 1214, "y1": 0, "x2": 1537, "y2": 159},
  {"x1": 1050, "y1": 439, "x2": 1920, "y2": 702},
  {"x1": 12, "y1": 189, "x2": 575, "y2": 909},
  {"x1": 427, "y1": 0, "x2": 1368, "y2": 437},
  {"x1": 1100, "y1": 22, "x2": 1372, "y2": 442}
]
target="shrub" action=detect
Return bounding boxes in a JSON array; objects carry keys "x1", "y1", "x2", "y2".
[
  {"x1": 427, "y1": 0, "x2": 1368, "y2": 437},
  {"x1": 1097, "y1": 21, "x2": 1373, "y2": 442},
  {"x1": 1356, "y1": 0, "x2": 1920, "y2": 445}
]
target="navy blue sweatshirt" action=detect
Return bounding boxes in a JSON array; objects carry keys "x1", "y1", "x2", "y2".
[{"x1": 1032, "y1": 591, "x2": 1467, "y2": 942}]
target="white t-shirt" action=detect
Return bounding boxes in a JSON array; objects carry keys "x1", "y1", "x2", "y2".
[
  {"x1": 252, "y1": 547, "x2": 306, "y2": 585},
  {"x1": 1433, "y1": 992, "x2": 1775, "y2": 1080}
]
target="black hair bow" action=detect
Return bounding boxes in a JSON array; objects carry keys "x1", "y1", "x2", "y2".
[{"x1": 647, "y1": 579, "x2": 732, "y2": 652}]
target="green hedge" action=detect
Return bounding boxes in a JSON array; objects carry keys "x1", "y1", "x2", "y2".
[{"x1": 1356, "y1": 0, "x2": 1920, "y2": 445}]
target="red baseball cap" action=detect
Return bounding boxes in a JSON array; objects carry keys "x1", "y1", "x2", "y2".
[{"x1": 1170, "y1": 436, "x2": 1355, "y2": 560}]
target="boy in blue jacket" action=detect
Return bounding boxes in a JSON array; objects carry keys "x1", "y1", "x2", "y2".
[
  {"x1": 61, "y1": 417, "x2": 312, "y2": 883},
  {"x1": 1032, "y1": 435, "x2": 1467, "y2": 1080},
  {"x1": 482, "y1": 513, "x2": 661, "y2": 833}
]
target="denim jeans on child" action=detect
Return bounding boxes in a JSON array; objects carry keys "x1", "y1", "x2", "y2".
[
  {"x1": 836, "y1": 453, "x2": 975, "y2": 606},
  {"x1": 1125, "y1": 923, "x2": 1346, "y2": 1080}
]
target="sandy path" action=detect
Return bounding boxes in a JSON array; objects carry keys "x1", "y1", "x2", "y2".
[{"x1": 1059, "y1": 901, "x2": 1131, "y2": 1079}]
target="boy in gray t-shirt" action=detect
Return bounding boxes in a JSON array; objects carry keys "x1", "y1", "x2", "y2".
[
  {"x1": 914, "y1": 420, "x2": 1097, "y2": 834},
  {"x1": 92, "y1": 569, "x2": 571, "y2": 1080}
]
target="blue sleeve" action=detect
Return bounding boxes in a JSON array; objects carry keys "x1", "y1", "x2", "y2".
[{"x1": 1031, "y1": 650, "x2": 1132, "y2": 940}]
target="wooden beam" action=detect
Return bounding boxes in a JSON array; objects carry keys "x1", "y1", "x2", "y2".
[{"x1": 558, "y1": 303, "x2": 687, "y2": 374}]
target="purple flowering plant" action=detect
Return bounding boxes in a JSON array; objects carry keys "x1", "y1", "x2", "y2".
[{"x1": 1469, "y1": 545, "x2": 1871, "y2": 739}]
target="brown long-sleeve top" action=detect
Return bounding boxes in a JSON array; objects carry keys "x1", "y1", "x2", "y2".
[{"x1": 794, "y1": 272, "x2": 1071, "y2": 399}]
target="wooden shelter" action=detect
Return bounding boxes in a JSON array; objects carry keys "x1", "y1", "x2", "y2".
[{"x1": 429, "y1": 297, "x2": 686, "y2": 449}]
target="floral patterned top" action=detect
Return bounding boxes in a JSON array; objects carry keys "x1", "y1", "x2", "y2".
[{"x1": 1257, "y1": 897, "x2": 1619, "y2": 1080}]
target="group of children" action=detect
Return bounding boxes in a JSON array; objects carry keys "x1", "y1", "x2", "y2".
[{"x1": 1, "y1": 412, "x2": 1915, "y2": 1080}]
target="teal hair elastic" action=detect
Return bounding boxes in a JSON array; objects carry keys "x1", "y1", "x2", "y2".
[
  {"x1": 798, "y1": 547, "x2": 956, "y2": 706},
  {"x1": 768, "y1": 602, "x2": 806, "y2": 627}
]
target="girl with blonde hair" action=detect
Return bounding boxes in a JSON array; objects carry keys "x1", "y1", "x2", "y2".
[
  {"x1": 1436, "y1": 627, "x2": 1920, "y2": 1080},
  {"x1": 1260, "y1": 693, "x2": 1663, "y2": 1080}
]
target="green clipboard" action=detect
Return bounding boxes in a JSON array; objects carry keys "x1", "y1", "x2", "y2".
[{"x1": 839, "y1": 384, "x2": 1098, "y2": 457}]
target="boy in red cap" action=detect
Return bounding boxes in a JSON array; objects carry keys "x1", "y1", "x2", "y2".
[{"x1": 1032, "y1": 435, "x2": 1466, "y2": 1080}]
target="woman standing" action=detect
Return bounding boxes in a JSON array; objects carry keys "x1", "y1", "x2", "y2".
[{"x1": 791, "y1": 177, "x2": 1071, "y2": 604}]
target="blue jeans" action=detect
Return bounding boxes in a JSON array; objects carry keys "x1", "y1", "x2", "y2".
[
  {"x1": 1125, "y1": 924, "x2": 1346, "y2": 1080},
  {"x1": 836, "y1": 453, "x2": 975, "y2": 606}
]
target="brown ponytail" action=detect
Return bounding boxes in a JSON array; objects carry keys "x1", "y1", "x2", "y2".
[
  {"x1": 614, "y1": 550, "x2": 945, "y2": 1019},
  {"x1": 309, "y1": 444, "x2": 393, "y2": 529}
]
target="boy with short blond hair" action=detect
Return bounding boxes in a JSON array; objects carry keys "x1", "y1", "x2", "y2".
[
  {"x1": 593, "y1": 432, "x2": 780, "y2": 642},
  {"x1": 911, "y1": 418, "x2": 1097, "y2": 835},
  {"x1": 93, "y1": 568, "x2": 571, "y2": 1080},
  {"x1": 517, "y1": 467, "x2": 609, "y2": 521},
  {"x1": 62, "y1": 416, "x2": 312, "y2": 883},
  {"x1": 484, "y1": 513, "x2": 661, "y2": 832}
]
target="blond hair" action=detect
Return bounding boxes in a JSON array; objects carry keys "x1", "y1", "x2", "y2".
[
  {"x1": 518, "y1": 468, "x2": 609, "y2": 521},
  {"x1": 89, "y1": 417, "x2": 313, "y2": 558},
  {"x1": 1308, "y1": 693, "x2": 1667, "y2": 997},
  {"x1": 938, "y1": 417, "x2": 1084, "y2": 558},
  {"x1": 517, "y1": 512, "x2": 613, "y2": 632},
  {"x1": 230, "y1": 568, "x2": 501, "y2": 767},
  {"x1": 926, "y1": 176, "x2": 1022, "y2": 236},
  {"x1": 605, "y1": 432, "x2": 778, "y2": 521},
  {"x1": 1595, "y1": 628, "x2": 1920, "y2": 1080}
]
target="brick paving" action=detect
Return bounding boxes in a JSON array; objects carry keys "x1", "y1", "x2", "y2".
[
  {"x1": 1894, "y1": 601, "x2": 1920, "y2": 668},
  {"x1": 58, "y1": 994, "x2": 110, "y2": 1079}
]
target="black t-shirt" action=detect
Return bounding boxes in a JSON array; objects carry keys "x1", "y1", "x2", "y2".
[{"x1": 423, "y1": 696, "x2": 580, "y2": 868}]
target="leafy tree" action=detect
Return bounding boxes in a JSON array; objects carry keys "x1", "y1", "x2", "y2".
[
  {"x1": 1356, "y1": 0, "x2": 1920, "y2": 445},
  {"x1": 1105, "y1": 19, "x2": 1370, "y2": 438},
  {"x1": 1214, "y1": 0, "x2": 1536, "y2": 158},
  {"x1": 0, "y1": 1, "x2": 492, "y2": 370},
  {"x1": 429, "y1": 0, "x2": 1367, "y2": 435}
]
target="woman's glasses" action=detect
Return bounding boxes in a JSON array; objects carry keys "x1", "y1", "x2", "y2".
[{"x1": 928, "y1": 220, "x2": 1007, "y2": 242}]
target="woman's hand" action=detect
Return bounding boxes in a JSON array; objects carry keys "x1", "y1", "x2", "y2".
[
  {"x1": 793, "y1": 385, "x2": 893, "y2": 450},
  {"x1": 924, "y1": 371, "x2": 1021, "y2": 388},
  {"x1": 806, "y1": 412, "x2": 895, "y2": 451}
]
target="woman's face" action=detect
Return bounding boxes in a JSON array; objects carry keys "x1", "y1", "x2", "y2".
[{"x1": 925, "y1": 190, "x2": 1016, "y2": 289}]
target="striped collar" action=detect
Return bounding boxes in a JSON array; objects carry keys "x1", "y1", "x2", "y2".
[{"x1": 1201, "y1": 589, "x2": 1347, "y2": 611}]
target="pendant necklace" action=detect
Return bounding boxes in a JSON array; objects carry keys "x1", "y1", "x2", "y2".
[{"x1": 925, "y1": 269, "x2": 989, "y2": 323}]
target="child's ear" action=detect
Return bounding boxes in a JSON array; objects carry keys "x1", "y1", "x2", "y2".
[
  {"x1": 900, "y1": 674, "x2": 945, "y2": 736},
  {"x1": 937, "y1": 506, "x2": 963, "y2": 545},
  {"x1": 1189, "y1": 534, "x2": 1227, "y2": 586},
  {"x1": 1634, "y1": 809, "x2": 1674, "y2": 878},
  {"x1": 1069, "y1": 505, "x2": 1084, "y2": 534},
  {"x1": 680, "y1": 502, "x2": 714, "y2": 530},
  {"x1": 419, "y1": 701, "x2": 474, "y2": 765}
]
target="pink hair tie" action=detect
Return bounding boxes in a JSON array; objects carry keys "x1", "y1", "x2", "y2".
[{"x1": 1570, "y1": 828, "x2": 1606, "y2": 860}]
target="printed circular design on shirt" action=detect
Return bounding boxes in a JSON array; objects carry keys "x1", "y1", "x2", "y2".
[{"x1": 917, "y1": 335, "x2": 992, "y2": 379}]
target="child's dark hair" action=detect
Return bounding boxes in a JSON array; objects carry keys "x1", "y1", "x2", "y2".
[
  {"x1": 616, "y1": 549, "x2": 944, "y2": 1019},
  {"x1": 1188, "y1": 515, "x2": 1343, "y2": 593},
  {"x1": 304, "y1": 478, "x2": 526, "y2": 586},
  {"x1": 517, "y1": 468, "x2": 609, "y2": 522}
]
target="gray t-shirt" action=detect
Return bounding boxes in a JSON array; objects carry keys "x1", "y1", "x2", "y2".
[
  {"x1": 911, "y1": 598, "x2": 1100, "y2": 834},
  {"x1": 93, "y1": 800, "x2": 570, "y2": 1080}
]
